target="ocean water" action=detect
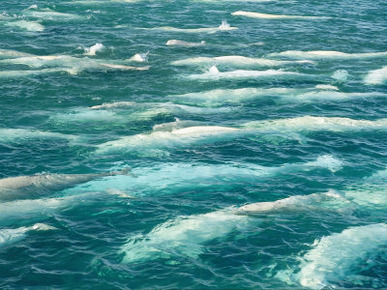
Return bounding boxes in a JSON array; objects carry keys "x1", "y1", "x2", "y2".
[{"x1": 0, "y1": 0, "x2": 386, "y2": 288}]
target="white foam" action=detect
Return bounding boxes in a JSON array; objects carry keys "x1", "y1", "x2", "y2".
[
  {"x1": 292, "y1": 223, "x2": 387, "y2": 289},
  {"x1": 5, "y1": 20, "x2": 45, "y2": 32},
  {"x1": 121, "y1": 210, "x2": 248, "y2": 263},
  {"x1": 84, "y1": 43, "x2": 106, "y2": 56},
  {"x1": 232, "y1": 10, "x2": 329, "y2": 20},
  {"x1": 268, "y1": 50, "x2": 387, "y2": 59},
  {"x1": 166, "y1": 39, "x2": 205, "y2": 47},
  {"x1": 364, "y1": 66, "x2": 387, "y2": 85},
  {"x1": 187, "y1": 67, "x2": 301, "y2": 80}
]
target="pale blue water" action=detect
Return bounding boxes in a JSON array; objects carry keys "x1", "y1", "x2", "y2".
[{"x1": 0, "y1": 0, "x2": 386, "y2": 288}]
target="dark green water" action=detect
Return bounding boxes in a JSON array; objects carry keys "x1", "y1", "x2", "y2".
[{"x1": 0, "y1": 0, "x2": 386, "y2": 288}]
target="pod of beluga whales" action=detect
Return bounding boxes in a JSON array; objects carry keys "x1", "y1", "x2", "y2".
[{"x1": 1, "y1": 0, "x2": 386, "y2": 289}]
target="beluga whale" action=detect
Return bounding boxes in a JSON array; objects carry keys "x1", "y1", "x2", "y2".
[{"x1": 0, "y1": 169, "x2": 130, "y2": 201}]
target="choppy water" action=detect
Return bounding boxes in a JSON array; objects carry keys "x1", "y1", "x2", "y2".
[{"x1": 0, "y1": 0, "x2": 386, "y2": 288}]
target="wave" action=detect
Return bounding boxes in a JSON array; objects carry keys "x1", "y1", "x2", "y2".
[{"x1": 232, "y1": 11, "x2": 329, "y2": 20}]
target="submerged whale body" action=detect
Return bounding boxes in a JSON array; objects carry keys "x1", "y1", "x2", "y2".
[
  {"x1": 0, "y1": 169, "x2": 129, "y2": 201},
  {"x1": 277, "y1": 223, "x2": 387, "y2": 289},
  {"x1": 0, "y1": 223, "x2": 56, "y2": 248}
]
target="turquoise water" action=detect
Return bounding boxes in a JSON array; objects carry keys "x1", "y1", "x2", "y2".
[{"x1": 0, "y1": 0, "x2": 386, "y2": 288}]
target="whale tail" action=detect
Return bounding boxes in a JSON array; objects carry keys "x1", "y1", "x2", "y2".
[{"x1": 108, "y1": 167, "x2": 133, "y2": 176}]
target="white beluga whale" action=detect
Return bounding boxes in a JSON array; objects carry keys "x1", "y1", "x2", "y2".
[
  {"x1": 267, "y1": 50, "x2": 387, "y2": 59},
  {"x1": 169, "y1": 87, "x2": 386, "y2": 107},
  {"x1": 186, "y1": 65, "x2": 303, "y2": 80},
  {"x1": 237, "y1": 190, "x2": 351, "y2": 215},
  {"x1": 22, "y1": 6, "x2": 84, "y2": 21},
  {"x1": 166, "y1": 40, "x2": 206, "y2": 47},
  {"x1": 232, "y1": 10, "x2": 329, "y2": 20},
  {"x1": 243, "y1": 116, "x2": 387, "y2": 133},
  {"x1": 4, "y1": 20, "x2": 45, "y2": 32},
  {"x1": 171, "y1": 55, "x2": 313, "y2": 67},
  {"x1": 126, "y1": 52, "x2": 149, "y2": 62},
  {"x1": 121, "y1": 209, "x2": 251, "y2": 263},
  {"x1": 84, "y1": 43, "x2": 106, "y2": 56},
  {"x1": 139, "y1": 21, "x2": 237, "y2": 34},
  {"x1": 0, "y1": 223, "x2": 56, "y2": 248},
  {"x1": 0, "y1": 169, "x2": 130, "y2": 201},
  {"x1": 0, "y1": 54, "x2": 150, "y2": 78},
  {"x1": 276, "y1": 223, "x2": 387, "y2": 289},
  {"x1": 63, "y1": 155, "x2": 343, "y2": 197},
  {"x1": 364, "y1": 66, "x2": 387, "y2": 85},
  {"x1": 0, "y1": 49, "x2": 35, "y2": 59},
  {"x1": 94, "y1": 124, "x2": 241, "y2": 155}
]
